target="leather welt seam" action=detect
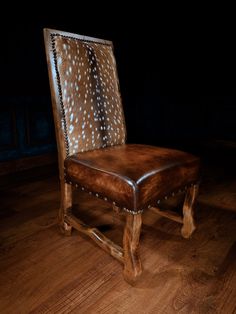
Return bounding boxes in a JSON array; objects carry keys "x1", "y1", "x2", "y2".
[
  {"x1": 66, "y1": 159, "x2": 137, "y2": 190},
  {"x1": 136, "y1": 159, "x2": 198, "y2": 184}
]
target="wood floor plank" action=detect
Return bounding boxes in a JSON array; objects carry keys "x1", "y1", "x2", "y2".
[{"x1": 0, "y1": 158, "x2": 236, "y2": 313}]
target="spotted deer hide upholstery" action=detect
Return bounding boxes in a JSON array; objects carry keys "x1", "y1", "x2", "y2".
[{"x1": 50, "y1": 32, "x2": 126, "y2": 158}]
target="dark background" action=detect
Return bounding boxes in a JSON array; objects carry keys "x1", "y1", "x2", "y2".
[{"x1": 1, "y1": 7, "x2": 236, "y2": 163}]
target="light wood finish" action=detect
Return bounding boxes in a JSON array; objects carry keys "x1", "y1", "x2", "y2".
[
  {"x1": 0, "y1": 164, "x2": 236, "y2": 313},
  {"x1": 59, "y1": 182, "x2": 73, "y2": 236},
  {"x1": 123, "y1": 214, "x2": 142, "y2": 283},
  {"x1": 65, "y1": 211, "x2": 124, "y2": 263},
  {"x1": 43, "y1": 29, "x2": 68, "y2": 180},
  {"x1": 181, "y1": 184, "x2": 199, "y2": 238},
  {"x1": 150, "y1": 206, "x2": 183, "y2": 223}
]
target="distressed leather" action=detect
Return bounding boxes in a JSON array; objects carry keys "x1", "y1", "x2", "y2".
[{"x1": 65, "y1": 144, "x2": 200, "y2": 212}]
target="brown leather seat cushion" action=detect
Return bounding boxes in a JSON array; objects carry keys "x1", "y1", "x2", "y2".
[{"x1": 65, "y1": 144, "x2": 200, "y2": 212}]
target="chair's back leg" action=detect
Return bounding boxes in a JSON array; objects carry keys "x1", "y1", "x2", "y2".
[
  {"x1": 59, "y1": 181, "x2": 73, "y2": 236},
  {"x1": 181, "y1": 184, "x2": 199, "y2": 238},
  {"x1": 123, "y1": 213, "x2": 143, "y2": 283}
]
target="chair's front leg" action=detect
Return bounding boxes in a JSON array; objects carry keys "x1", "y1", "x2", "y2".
[
  {"x1": 181, "y1": 184, "x2": 199, "y2": 238},
  {"x1": 123, "y1": 213, "x2": 142, "y2": 283},
  {"x1": 59, "y1": 181, "x2": 73, "y2": 236}
]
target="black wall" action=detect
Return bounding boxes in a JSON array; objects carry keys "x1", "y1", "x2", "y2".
[{"x1": 1, "y1": 9, "x2": 236, "y2": 161}]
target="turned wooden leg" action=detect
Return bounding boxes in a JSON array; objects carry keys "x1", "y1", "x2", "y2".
[
  {"x1": 59, "y1": 181, "x2": 73, "y2": 236},
  {"x1": 123, "y1": 213, "x2": 142, "y2": 283},
  {"x1": 181, "y1": 184, "x2": 199, "y2": 238}
]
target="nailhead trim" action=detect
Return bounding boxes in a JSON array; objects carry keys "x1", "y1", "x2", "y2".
[
  {"x1": 123, "y1": 208, "x2": 143, "y2": 215},
  {"x1": 52, "y1": 33, "x2": 112, "y2": 46},
  {"x1": 66, "y1": 181, "x2": 198, "y2": 215},
  {"x1": 51, "y1": 34, "x2": 70, "y2": 157}
]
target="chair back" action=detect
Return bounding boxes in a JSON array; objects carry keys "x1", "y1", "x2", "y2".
[{"x1": 44, "y1": 28, "x2": 126, "y2": 172}]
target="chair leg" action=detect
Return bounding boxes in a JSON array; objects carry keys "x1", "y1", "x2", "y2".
[
  {"x1": 123, "y1": 213, "x2": 142, "y2": 283},
  {"x1": 181, "y1": 184, "x2": 199, "y2": 238},
  {"x1": 59, "y1": 181, "x2": 73, "y2": 236}
]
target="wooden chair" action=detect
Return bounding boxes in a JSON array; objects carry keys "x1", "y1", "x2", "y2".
[{"x1": 44, "y1": 28, "x2": 200, "y2": 283}]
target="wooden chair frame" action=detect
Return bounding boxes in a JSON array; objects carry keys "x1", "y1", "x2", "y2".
[
  {"x1": 44, "y1": 28, "x2": 199, "y2": 283},
  {"x1": 60, "y1": 181, "x2": 198, "y2": 283}
]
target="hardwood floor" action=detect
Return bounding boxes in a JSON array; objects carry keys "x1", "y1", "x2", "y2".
[{"x1": 0, "y1": 147, "x2": 236, "y2": 313}]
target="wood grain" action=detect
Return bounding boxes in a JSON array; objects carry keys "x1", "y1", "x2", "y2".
[
  {"x1": 181, "y1": 184, "x2": 199, "y2": 238},
  {"x1": 0, "y1": 152, "x2": 56, "y2": 176},
  {"x1": 65, "y1": 211, "x2": 124, "y2": 263},
  {"x1": 0, "y1": 162, "x2": 236, "y2": 313},
  {"x1": 123, "y1": 214, "x2": 142, "y2": 283},
  {"x1": 150, "y1": 206, "x2": 183, "y2": 223},
  {"x1": 59, "y1": 182, "x2": 72, "y2": 236}
]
